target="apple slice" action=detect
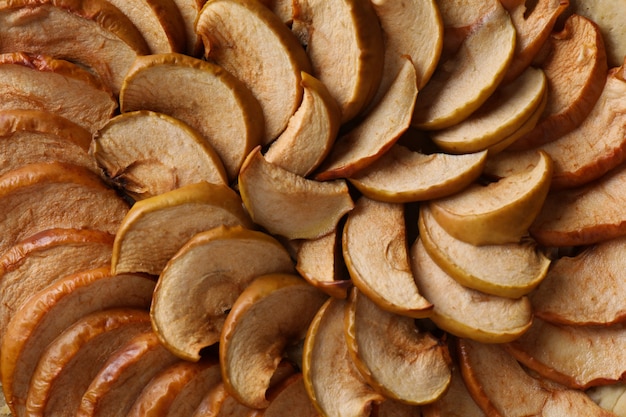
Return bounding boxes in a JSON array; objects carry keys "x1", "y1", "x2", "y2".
[
  {"x1": 196, "y1": 0, "x2": 312, "y2": 143},
  {"x1": 314, "y1": 56, "x2": 418, "y2": 181},
  {"x1": 91, "y1": 110, "x2": 227, "y2": 200},
  {"x1": 112, "y1": 181, "x2": 253, "y2": 276},
  {"x1": 220, "y1": 273, "x2": 328, "y2": 409},
  {"x1": 342, "y1": 196, "x2": 433, "y2": 317},
  {"x1": 151, "y1": 225, "x2": 295, "y2": 361},
  {"x1": 429, "y1": 150, "x2": 553, "y2": 245},
  {"x1": 25, "y1": 308, "x2": 152, "y2": 417},
  {"x1": 588, "y1": 383, "x2": 626, "y2": 416},
  {"x1": 302, "y1": 298, "x2": 385, "y2": 417},
  {"x1": 191, "y1": 382, "x2": 260, "y2": 417},
  {"x1": 418, "y1": 205, "x2": 551, "y2": 298},
  {"x1": 345, "y1": 287, "x2": 451, "y2": 405},
  {"x1": 120, "y1": 53, "x2": 264, "y2": 179},
  {"x1": 349, "y1": 144, "x2": 487, "y2": 203},
  {"x1": 258, "y1": 0, "x2": 293, "y2": 24},
  {"x1": 170, "y1": 0, "x2": 207, "y2": 55},
  {"x1": 264, "y1": 72, "x2": 341, "y2": 177},
  {"x1": 410, "y1": 239, "x2": 533, "y2": 343},
  {"x1": 421, "y1": 362, "x2": 486, "y2": 417},
  {"x1": 0, "y1": 0, "x2": 150, "y2": 95},
  {"x1": 374, "y1": 400, "x2": 422, "y2": 417},
  {"x1": 263, "y1": 374, "x2": 319, "y2": 417},
  {"x1": 238, "y1": 147, "x2": 354, "y2": 240},
  {"x1": 291, "y1": 0, "x2": 384, "y2": 123},
  {"x1": 0, "y1": 267, "x2": 156, "y2": 417}
]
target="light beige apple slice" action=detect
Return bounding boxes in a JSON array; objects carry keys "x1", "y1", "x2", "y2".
[
  {"x1": 342, "y1": 196, "x2": 433, "y2": 317},
  {"x1": 111, "y1": 181, "x2": 253, "y2": 276},
  {"x1": 0, "y1": 52, "x2": 116, "y2": 134},
  {"x1": 151, "y1": 225, "x2": 295, "y2": 361},
  {"x1": 588, "y1": 383, "x2": 626, "y2": 416},
  {"x1": 411, "y1": 1, "x2": 516, "y2": 130},
  {"x1": 0, "y1": 0, "x2": 150, "y2": 95},
  {"x1": 0, "y1": 267, "x2": 156, "y2": 417},
  {"x1": 25, "y1": 309, "x2": 152, "y2": 417},
  {"x1": 421, "y1": 362, "x2": 486, "y2": 417},
  {"x1": 291, "y1": 0, "x2": 384, "y2": 123},
  {"x1": 345, "y1": 287, "x2": 451, "y2": 405},
  {"x1": 238, "y1": 147, "x2": 354, "y2": 240},
  {"x1": 263, "y1": 374, "x2": 319, "y2": 417},
  {"x1": 419, "y1": 205, "x2": 551, "y2": 298},
  {"x1": 429, "y1": 150, "x2": 553, "y2": 245},
  {"x1": 257, "y1": 0, "x2": 293, "y2": 24},
  {"x1": 264, "y1": 72, "x2": 341, "y2": 177},
  {"x1": 196, "y1": 0, "x2": 312, "y2": 143},
  {"x1": 410, "y1": 239, "x2": 533, "y2": 343},
  {"x1": 302, "y1": 298, "x2": 385, "y2": 417},
  {"x1": 120, "y1": 53, "x2": 264, "y2": 179},
  {"x1": 91, "y1": 110, "x2": 227, "y2": 200},
  {"x1": 220, "y1": 273, "x2": 328, "y2": 409},
  {"x1": 349, "y1": 144, "x2": 487, "y2": 203},
  {"x1": 314, "y1": 56, "x2": 418, "y2": 181}
]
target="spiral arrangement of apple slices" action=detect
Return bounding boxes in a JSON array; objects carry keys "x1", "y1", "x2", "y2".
[{"x1": 0, "y1": 0, "x2": 625, "y2": 415}]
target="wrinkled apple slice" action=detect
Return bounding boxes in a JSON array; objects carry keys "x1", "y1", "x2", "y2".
[
  {"x1": 342, "y1": 196, "x2": 432, "y2": 317},
  {"x1": 421, "y1": 363, "x2": 486, "y2": 417},
  {"x1": 120, "y1": 53, "x2": 264, "y2": 179},
  {"x1": 112, "y1": 181, "x2": 253, "y2": 276},
  {"x1": 410, "y1": 239, "x2": 533, "y2": 343},
  {"x1": 196, "y1": 0, "x2": 311, "y2": 143},
  {"x1": 238, "y1": 147, "x2": 354, "y2": 240},
  {"x1": 411, "y1": 1, "x2": 516, "y2": 130},
  {"x1": 345, "y1": 287, "x2": 451, "y2": 404},
  {"x1": 314, "y1": 57, "x2": 418, "y2": 181},
  {"x1": 429, "y1": 151, "x2": 553, "y2": 245},
  {"x1": 349, "y1": 144, "x2": 487, "y2": 203},
  {"x1": 588, "y1": 383, "x2": 626, "y2": 416},
  {"x1": 92, "y1": 110, "x2": 227, "y2": 200},
  {"x1": 292, "y1": 0, "x2": 383, "y2": 123},
  {"x1": 264, "y1": 374, "x2": 319, "y2": 417},
  {"x1": 419, "y1": 205, "x2": 551, "y2": 298},
  {"x1": 264, "y1": 72, "x2": 341, "y2": 177},
  {"x1": 151, "y1": 225, "x2": 295, "y2": 361},
  {"x1": 303, "y1": 298, "x2": 384, "y2": 417},
  {"x1": 26, "y1": 309, "x2": 151, "y2": 417},
  {"x1": 220, "y1": 273, "x2": 327, "y2": 409}
]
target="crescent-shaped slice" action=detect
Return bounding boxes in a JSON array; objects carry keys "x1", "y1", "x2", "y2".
[
  {"x1": 220, "y1": 273, "x2": 328, "y2": 409},
  {"x1": 151, "y1": 225, "x2": 295, "y2": 361},
  {"x1": 111, "y1": 181, "x2": 253, "y2": 276}
]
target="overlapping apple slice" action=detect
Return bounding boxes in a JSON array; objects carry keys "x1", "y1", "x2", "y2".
[
  {"x1": 588, "y1": 383, "x2": 626, "y2": 416},
  {"x1": 191, "y1": 382, "x2": 259, "y2": 417},
  {"x1": 91, "y1": 110, "x2": 227, "y2": 200},
  {"x1": 421, "y1": 363, "x2": 486, "y2": 417},
  {"x1": 263, "y1": 374, "x2": 319, "y2": 417},
  {"x1": 151, "y1": 225, "x2": 295, "y2": 361},
  {"x1": 112, "y1": 181, "x2": 253, "y2": 276}
]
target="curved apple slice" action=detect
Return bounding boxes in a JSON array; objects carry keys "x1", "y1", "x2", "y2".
[
  {"x1": 239, "y1": 147, "x2": 354, "y2": 240},
  {"x1": 342, "y1": 196, "x2": 433, "y2": 317},
  {"x1": 429, "y1": 151, "x2": 553, "y2": 245},
  {"x1": 410, "y1": 239, "x2": 533, "y2": 343},
  {"x1": 151, "y1": 225, "x2": 295, "y2": 361},
  {"x1": 292, "y1": 0, "x2": 383, "y2": 123},
  {"x1": 191, "y1": 382, "x2": 260, "y2": 417},
  {"x1": 264, "y1": 374, "x2": 319, "y2": 417},
  {"x1": 25, "y1": 309, "x2": 152, "y2": 417},
  {"x1": 196, "y1": 0, "x2": 312, "y2": 143},
  {"x1": 92, "y1": 110, "x2": 227, "y2": 200},
  {"x1": 419, "y1": 205, "x2": 551, "y2": 298},
  {"x1": 345, "y1": 287, "x2": 451, "y2": 405},
  {"x1": 220, "y1": 273, "x2": 328, "y2": 408},
  {"x1": 349, "y1": 144, "x2": 487, "y2": 203},
  {"x1": 112, "y1": 181, "x2": 253, "y2": 276},
  {"x1": 120, "y1": 53, "x2": 264, "y2": 179},
  {"x1": 421, "y1": 364, "x2": 486, "y2": 417},
  {"x1": 264, "y1": 72, "x2": 341, "y2": 177},
  {"x1": 588, "y1": 383, "x2": 626, "y2": 416},
  {"x1": 171, "y1": 0, "x2": 207, "y2": 55},
  {"x1": 303, "y1": 298, "x2": 385, "y2": 417}
]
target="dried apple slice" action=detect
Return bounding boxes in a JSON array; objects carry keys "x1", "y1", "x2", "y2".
[
  {"x1": 220, "y1": 273, "x2": 328, "y2": 409},
  {"x1": 264, "y1": 72, "x2": 341, "y2": 177},
  {"x1": 196, "y1": 0, "x2": 312, "y2": 143},
  {"x1": 91, "y1": 110, "x2": 227, "y2": 200},
  {"x1": 291, "y1": 0, "x2": 384, "y2": 123},
  {"x1": 171, "y1": 0, "x2": 207, "y2": 55},
  {"x1": 421, "y1": 363, "x2": 486, "y2": 417},
  {"x1": 429, "y1": 151, "x2": 553, "y2": 246},
  {"x1": 120, "y1": 53, "x2": 264, "y2": 179},
  {"x1": 342, "y1": 196, "x2": 433, "y2": 317},
  {"x1": 151, "y1": 225, "x2": 295, "y2": 361},
  {"x1": 112, "y1": 181, "x2": 253, "y2": 276},
  {"x1": 345, "y1": 287, "x2": 451, "y2": 405},
  {"x1": 410, "y1": 239, "x2": 533, "y2": 343},
  {"x1": 588, "y1": 383, "x2": 626, "y2": 416},
  {"x1": 238, "y1": 147, "x2": 354, "y2": 240},
  {"x1": 264, "y1": 374, "x2": 318, "y2": 417},
  {"x1": 419, "y1": 205, "x2": 551, "y2": 298},
  {"x1": 191, "y1": 382, "x2": 260, "y2": 417}
]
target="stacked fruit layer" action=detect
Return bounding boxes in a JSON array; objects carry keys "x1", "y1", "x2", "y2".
[{"x1": 0, "y1": 0, "x2": 625, "y2": 416}]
